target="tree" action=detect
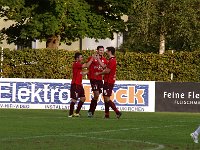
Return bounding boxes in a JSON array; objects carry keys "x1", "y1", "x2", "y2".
[
  {"x1": 122, "y1": 0, "x2": 200, "y2": 53},
  {"x1": 0, "y1": 0, "x2": 128, "y2": 49}
]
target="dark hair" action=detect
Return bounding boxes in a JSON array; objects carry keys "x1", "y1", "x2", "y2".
[
  {"x1": 97, "y1": 46, "x2": 104, "y2": 50},
  {"x1": 74, "y1": 52, "x2": 82, "y2": 60},
  {"x1": 106, "y1": 47, "x2": 115, "y2": 55}
]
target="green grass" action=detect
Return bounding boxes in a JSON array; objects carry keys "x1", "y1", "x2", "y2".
[{"x1": 0, "y1": 109, "x2": 200, "y2": 150}]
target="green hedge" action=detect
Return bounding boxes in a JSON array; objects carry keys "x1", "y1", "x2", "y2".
[{"x1": 0, "y1": 48, "x2": 200, "y2": 81}]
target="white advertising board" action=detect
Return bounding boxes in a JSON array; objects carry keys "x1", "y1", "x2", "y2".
[{"x1": 0, "y1": 78, "x2": 155, "y2": 112}]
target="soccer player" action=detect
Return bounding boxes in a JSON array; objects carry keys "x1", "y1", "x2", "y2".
[
  {"x1": 68, "y1": 52, "x2": 93, "y2": 117},
  {"x1": 87, "y1": 46, "x2": 108, "y2": 117},
  {"x1": 191, "y1": 126, "x2": 200, "y2": 143},
  {"x1": 95, "y1": 47, "x2": 122, "y2": 119}
]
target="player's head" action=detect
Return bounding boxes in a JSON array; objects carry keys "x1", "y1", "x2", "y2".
[
  {"x1": 97, "y1": 46, "x2": 104, "y2": 56},
  {"x1": 106, "y1": 47, "x2": 115, "y2": 56},
  {"x1": 74, "y1": 52, "x2": 83, "y2": 62}
]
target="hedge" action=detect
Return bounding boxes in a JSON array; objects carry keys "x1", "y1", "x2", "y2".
[{"x1": 0, "y1": 48, "x2": 200, "y2": 82}]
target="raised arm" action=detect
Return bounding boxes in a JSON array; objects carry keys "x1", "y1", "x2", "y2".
[
  {"x1": 96, "y1": 55, "x2": 107, "y2": 69},
  {"x1": 82, "y1": 57, "x2": 93, "y2": 68}
]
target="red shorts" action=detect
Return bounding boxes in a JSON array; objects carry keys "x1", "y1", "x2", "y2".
[
  {"x1": 70, "y1": 84, "x2": 85, "y2": 100},
  {"x1": 90, "y1": 79, "x2": 103, "y2": 93},
  {"x1": 103, "y1": 82, "x2": 114, "y2": 97}
]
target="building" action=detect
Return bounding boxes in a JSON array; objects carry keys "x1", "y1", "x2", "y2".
[{"x1": 0, "y1": 17, "x2": 125, "y2": 50}]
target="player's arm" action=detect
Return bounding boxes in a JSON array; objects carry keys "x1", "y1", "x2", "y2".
[
  {"x1": 96, "y1": 56, "x2": 107, "y2": 69},
  {"x1": 96, "y1": 68, "x2": 110, "y2": 75},
  {"x1": 82, "y1": 69, "x2": 89, "y2": 75},
  {"x1": 95, "y1": 59, "x2": 113, "y2": 76},
  {"x1": 82, "y1": 57, "x2": 93, "y2": 68}
]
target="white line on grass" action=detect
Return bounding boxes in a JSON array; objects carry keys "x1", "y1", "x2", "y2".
[
  {"x1": 76, "y1": 124, "x2": 186, "y2": 135},
  {"x1": 1, "y1": 134, "x2": 164, "y2": 150},
  {"x1": 0, "y1": 125, "x2": 186, "y2": 150},
  {"x1": 0, "y1": 125, "x2": 185, "y2": 150},
  {"x1": 62, "y1": 134, "x2": 165, "y2": 150}
]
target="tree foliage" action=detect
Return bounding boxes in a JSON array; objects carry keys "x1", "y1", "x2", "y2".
[
  {"x1": 0, "y1": 0, "x2": 128, "y2": 48},
  {"x1": 122, "y1": 0, "x2": 200, "y2": 53}
]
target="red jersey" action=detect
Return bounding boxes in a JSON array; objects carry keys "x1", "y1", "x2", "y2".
[
  {"x1": 88, "y1": 56, "x2": 107, "y2": 80},
  {"x1": 104, "y1": 57, "x2": 116, "y2": 84},
  {"x1": 71, "y1": 61, "x2": 82, "y2": 85}
]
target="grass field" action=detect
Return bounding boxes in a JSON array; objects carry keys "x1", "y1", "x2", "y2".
[{"x1": 0, "y1": 109, "x2": 200, "y2": 150}]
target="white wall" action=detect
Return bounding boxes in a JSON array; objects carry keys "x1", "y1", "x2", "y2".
[
  {"x1": 0, "y1": 18, "x2": 16, "y2": 49},
  {"x1": 82, "y1": 33, "x2": 123, "y2": 50},
  {"x1": 0, "y1": 18, "x2": 124, "y2": 50}
]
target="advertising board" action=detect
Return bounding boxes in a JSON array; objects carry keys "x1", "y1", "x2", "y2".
[
  {"x1": 0, "y1": 78, "x2": 155, "y2": 112},
  {"x1": 156, "y1": 82, "x2": 200, "y2": 112}
]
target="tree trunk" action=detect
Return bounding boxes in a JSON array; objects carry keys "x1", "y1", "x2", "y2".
[
  {"x1": 159, "y1": 32, "x2": 165, "y2": 54},
  {"x1": 46, "y1": 35, "x2": 60, "y2": 49}
]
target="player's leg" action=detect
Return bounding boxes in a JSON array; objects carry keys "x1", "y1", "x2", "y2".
[
  {"x1": 74, "y1": 97, "x2": 85, "y2": 117},
  {"x1": 191, "y1": 125, "x2": 200, "y2": 143},
  {"x1": 69, "y1": 98, "x2": 77, "y2": 117},
  {"x1": 103, "y1": 83, "x2": 122, "y2": 119},
  {"x1": 103, "y1": 96, "x2": 121, "y2": 118},
  {"x1": 88, "y1": 80, "x2": 95, "y2": 116},
  {"x1": 88, "y1": 91, "x2": 99, "y2": 116},
  {"x1": 195, "y1": 126, "x2": 200, "y2": 135},
  {"x1": 69, "y1": 84, "x2": 77, "y2": 117},
  {"x1": 102, "y1": 83, "x2": 110, "y2": 118},
  {"x1": 91, "y1": 80, "x2": 103, "y2": 115},
  {"x1": 90, "y1": 90, "x2": 99, "y2": 115},
  {"x1": 103, "y1": 96, "x2": 110, "y2": 118},
  {"x1": 88, "y1": 80, "x2": 100, "y2": 117},
  {"x1": 74, "y1": 85, "x2": 85, "y2": 116}
]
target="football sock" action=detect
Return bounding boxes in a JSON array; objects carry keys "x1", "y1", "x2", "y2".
[
  {"x1": 105, "y1": 101, "x2": 110, "y2": 117},
  {"x1": 195, "y1": 126, "x2": 200, "y2": 135},
  {"x1": 76, "y1": 101, "x2": 84, "y2": 114},
  {"x1": 108, "y1": 100, "x2": 120, "y2": 114},
  {"x1": 91, "y1": 99, "x2": 98, "y2": 115},
  {"x1": 89, "y1": 98, "x2": 95, "y2": 112},
  {"x1": 69, "y1": 101, "x2": 75, "y2": 116}
]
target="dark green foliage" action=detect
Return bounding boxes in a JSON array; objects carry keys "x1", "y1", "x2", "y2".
[
  {"x1": 117, "y1": 51, "x2": 200, "y2": 82},
  {"x1": 122, "y1": 0, "x2": 200, "y2": 52},
  {"x1": 0, "y1": 0, "x2": 127, "y2": 46},
  {"x1": 0, "y1": 48, "x2": 94, "y2": 79},
  {"x1": 1, "y1": 48, "x2": 200, "y2": 81}
]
